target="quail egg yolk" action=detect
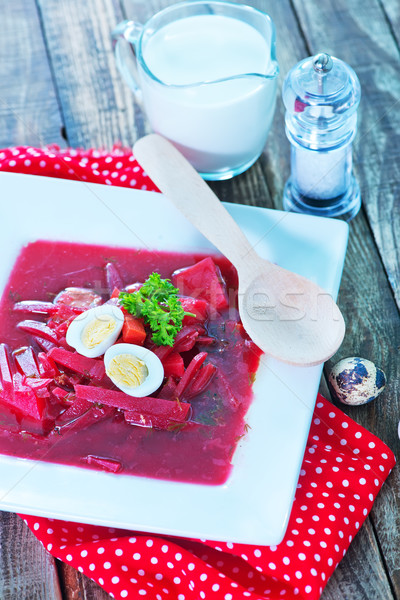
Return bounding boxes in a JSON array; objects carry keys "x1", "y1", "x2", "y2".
[
  {"x1": 106, "y1": 353, "x2": 149, "y2": 389},
  {"x1": 81, "y1": 315, "x2": 117, "y2": 350}
]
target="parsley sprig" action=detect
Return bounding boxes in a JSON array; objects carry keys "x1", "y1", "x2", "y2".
[{"x1": 119, "y1": 273, "x2": 194, "y2": 346}]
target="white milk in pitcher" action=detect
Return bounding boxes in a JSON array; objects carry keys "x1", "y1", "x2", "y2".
[{"x1": 138, "y1": 14, "x2": 277, "y2": 177}]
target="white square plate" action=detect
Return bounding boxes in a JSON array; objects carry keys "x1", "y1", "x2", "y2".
[{"x1": 0, "y1": 172, "x2": 348, "y2": 545}]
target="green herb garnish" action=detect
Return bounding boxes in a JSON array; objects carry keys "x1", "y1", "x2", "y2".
[{"x1": 119, "y1": 272, "x2": 194, "y2": 346}]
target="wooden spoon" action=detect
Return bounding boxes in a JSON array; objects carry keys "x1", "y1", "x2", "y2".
[{"x1": 133, "y1": 134, "x2": 345, "y2": 367}]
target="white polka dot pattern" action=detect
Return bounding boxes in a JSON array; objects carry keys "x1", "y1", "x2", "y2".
[
  {"x1": 2, "y1": 148, "x2": 394, "y2": 600},
  {"x1": 18, "y1": 392, "x2": 394, "y2": 600}
]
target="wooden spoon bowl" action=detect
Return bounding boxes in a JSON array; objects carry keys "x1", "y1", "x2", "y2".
[{"x1": 133, "y1": 134, "x2": 345, "y2": 366}]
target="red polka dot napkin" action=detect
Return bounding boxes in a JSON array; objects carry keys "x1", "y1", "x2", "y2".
[{"x1": 0, "y1": 146, "x2": 395, "y2": 600}]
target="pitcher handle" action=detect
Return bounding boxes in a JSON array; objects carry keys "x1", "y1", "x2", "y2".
[{"x1": 112, "y1": 20, "x2": 144, "y2": 105}]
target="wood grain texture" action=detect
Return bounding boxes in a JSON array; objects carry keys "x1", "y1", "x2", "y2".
[
  {"x1": 291, "y1": 0, "x2": 400, "y2": 308},
  {"x1": 37, "y1": 0, "x2": 148, "y2": 149},
  {"x1": 57, "y1": 561, "x2": 111, "y2": 600},
  {"x1": 0, "y1": 512, "x2": 62, "y2": 600},
  {"x1": 0, "y1": 0, "x2": 398, "y2": 599},
  {"x1": 0, "y1": 0, "x2": 64, "y2": 147},
  {"x1": 324, "y1": 210, "x2": 400, "y2": 598},
  {"x1": 288, "y1": 2, "x2": 400, "y2": 597},
  {"x1": 0, "y1": 1, "x2": 65, "y2": 597},
  {"x1": 380, "y1": 0, "x2": 400, "y2": 48},
  {"x1": 322, "y1": 518, "x2": 394, "y2": 600}
]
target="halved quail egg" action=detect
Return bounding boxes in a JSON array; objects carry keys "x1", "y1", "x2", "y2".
[
  {"x1": 104, "y1": 343, "x2": 164, "y2": 397},
  {"x1": 66, "y1": 304, "x2": 124, "y2": 358}
]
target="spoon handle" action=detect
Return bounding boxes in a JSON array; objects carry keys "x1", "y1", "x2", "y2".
[{"x1": 133, "y1": 134, "x2": 258, "y2": 269}]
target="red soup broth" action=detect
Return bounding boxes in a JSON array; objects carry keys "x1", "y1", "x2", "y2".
[{"x1": 0, "y1": 240, "x2": 261, "y2": 485}]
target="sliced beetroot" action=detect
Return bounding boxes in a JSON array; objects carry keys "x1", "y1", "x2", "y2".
[
  {"x1": 13, "y1": 346, "x2": 40, "y2": 378},
  {"x1": 85, "y1": 454, "x2": 122, "y2": 473},
  {"x1": 175, "y1": 352, "x2": 208, "y2": 399},
  {"x1": 158, "y1": 377, "x2": 178, "y2": 400},
  {"x1": 38, "y1": 352, "x2": 60, "y2": 378},
  {"x1": 35, "y1": 337, "x2": 57, "y2": 353},
  {"x1": 55, "y1": 401, "x2": 115, "y2": 434},
  {"x1": 54, "y1": 319, "x2": 72, "y2": 338},
  {"x1": 179, "y1": 296, "x2": 209, "y2": 325},
  {"x1": 75, "y1": 384, "x2": 140, "y2": 411},
  {"x1": 215, "y1": 370, "x2": 240, "y2": 409},
  {"x1": 172, "y1": 325, "x2": 204, "y2": 354},
  {"x1": 105, "y1": 262, "x2": 124, "y2": 294},
  {"x1": 3, "y1": 373, "x2": 48, "y2": 421},
  {"x1": 124, "y1": 399, "x2": 190, "y2": 430},
  {"x1": 48, "y1": 348, "x2": 107, "y2": 383},
  {"x1": 13, "y1": 300, "x2": 57, "y2": 315},
  {"x1": 196, "y1": 335, "x2": 216, "y2": 346},
  {"x1": 174, "y1": 331, "x2": 200, "y2": 353},
  {"x1": 172, "y1": 257, "x2": 229, "y2": 311},
  {"x1": 0, "y1": 343, "x2": 14, "y2": 396},
  {"x1": 17, "y1": 320, "x2": 69, "y2": 348},
  {"x1": 56, "y1": 397, "x2": 92, "y2": 425},
  {"x1": 162, "y1": 352, "x2": 185, "y2": 379},
  {"x1": 153, "y1": 345, "x2": 172, "y2": 362},
  {"x1": 54, "y1": 287, "x2": 102, "y2": 309},
  {"x1": 52, "y1": 304, "x2": 85, "y2": 322},
  {"x1": 52, "y1": 387, "x2": 74, "y2": 404},
  {"x1": 24, "y1": 377, "x2": 52, "y2": 397},
  {"x1": 184, "y1": 363, "x2": 217, "y2": 400},
  {"x1": 75, "y1": 384, "x2": 190, "y2": 429}
]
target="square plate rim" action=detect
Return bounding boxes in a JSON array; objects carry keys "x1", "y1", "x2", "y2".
[{"x1": 0, "y1": 172, "x2": 348, "y2": 545}]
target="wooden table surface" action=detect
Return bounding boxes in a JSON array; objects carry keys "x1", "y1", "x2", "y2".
[{"x1": 1, "y1": 0, "x2": 399, "y2": 598}]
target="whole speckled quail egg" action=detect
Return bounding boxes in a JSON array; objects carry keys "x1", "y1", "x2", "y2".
[{"x1": 328, "y1": 357, "x2": 386, "y2": 406}]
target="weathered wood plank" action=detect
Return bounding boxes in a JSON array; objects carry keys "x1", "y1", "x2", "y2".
[
  {"x1": 291, "y1": 0, "x2": 400, "y2": 308},
  {"x1": 381, "y1": 0, "x2": 400, "y2": 48},
  {"x1": 57, "y1": 561, "x2": 111, "y2": 600},
  {"x1": 0, "y1": 512, "x2": 62, "y2": 600},
  {"x1": 14, "y1": 1, "x2": 398, "y2": 599},
  {"x1": 0, "y1": 0, "x2": 64, "y2": 147},
  {"x1": 287, "y1": 1, "x2": 400, "y2": 597},
  {"x1": 37, "y1": 0, "x2": 148, "y2": 149},
  {"x1": 324, "y1": 209, "x2": 400, "y2": 599},
  {"x1": 322, "y1": 518, "x2": 394, "y2": 600},
  {"x1": 0, "y1": 1, "x2": 65, "y2": 596}
]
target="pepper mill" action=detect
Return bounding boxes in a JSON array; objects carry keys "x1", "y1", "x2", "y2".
[{"x1": 282, "y1": 52, "x2": 361, "y2": 220}]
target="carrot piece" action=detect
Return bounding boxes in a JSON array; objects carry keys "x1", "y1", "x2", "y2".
[
  {"x1": 175, "y1": 352, "x2": 208, "y2": 398},
  {"x1": 122, "y1": 315, "x2": 146, "y2": 345}
]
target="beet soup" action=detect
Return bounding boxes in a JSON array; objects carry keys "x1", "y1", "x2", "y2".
[{"x1": 0, "y1": 240, "x2": 261, "y2": 485}]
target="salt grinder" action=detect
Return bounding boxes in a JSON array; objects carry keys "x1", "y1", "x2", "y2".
[{"x1": 282, "y1": 52, "x2": 361, "y2": 220}]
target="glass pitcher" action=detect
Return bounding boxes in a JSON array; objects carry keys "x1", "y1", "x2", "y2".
[{"x1": 112, "y1": 1, "x2": 279, "y2": 180}]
